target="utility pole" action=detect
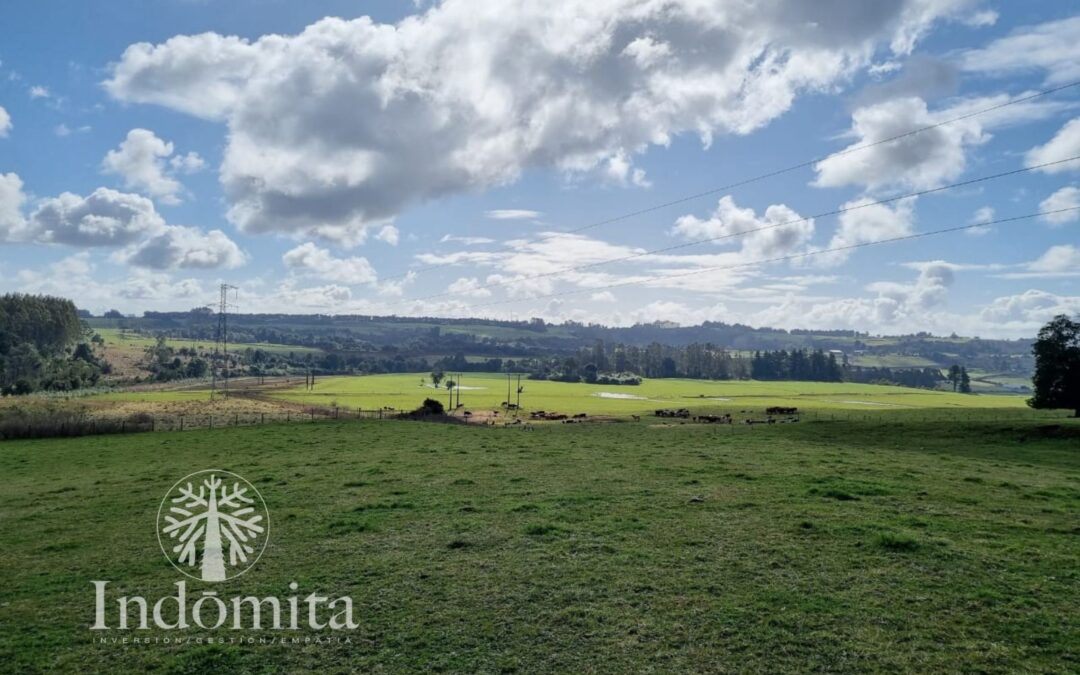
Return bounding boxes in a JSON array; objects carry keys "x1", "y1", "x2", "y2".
[
  {"x1": 211, "y1": 284, "x2": 238, "y2": 400},
  {"x1": 506, "y1": 373, "x2": 512, "y2": 409}
]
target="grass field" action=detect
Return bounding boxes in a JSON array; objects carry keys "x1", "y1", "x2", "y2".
[
  {"x1": 0, "y1": 417, "x2": 1077, "y2": 672},
  {"x1": 95, "y1": 328, "x2": 322, "y2": 356},
  {"x1": 275, "y1": 372, "x2": 1030, "y2": 417},
  {"x1": 846, "y1": 354, "x2": 941, "y2": 368}
]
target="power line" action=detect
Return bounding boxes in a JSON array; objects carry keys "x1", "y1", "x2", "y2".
[
  {"x1": 452, "y1": 206, "x2": 1080, "y2": 312},
  {"x1": 396, "y1": 154, "x2": 1080, "y2": 306},
  {"x1": 382, "y1": 78, "x2": 1080, "y2": 282}
]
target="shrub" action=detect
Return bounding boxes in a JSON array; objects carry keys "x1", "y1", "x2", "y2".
[
  {"x1": 420, "y1": 398, "x2": 445, "y2": 415},
  {"x1": 875, "y1": 532, "x2": 920, "y2": 552}
]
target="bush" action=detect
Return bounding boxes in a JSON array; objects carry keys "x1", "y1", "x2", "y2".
[
  {"x1": 875, "y1": 531, "x2": 920, "y2": 552},
  {"x1": 420, "y1": 398, "x2": 445, "y2": 415}
]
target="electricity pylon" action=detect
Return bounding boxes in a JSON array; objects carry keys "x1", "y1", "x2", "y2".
[{"x1": 210, "y1": 284, "x2": 238, "y2": 400}]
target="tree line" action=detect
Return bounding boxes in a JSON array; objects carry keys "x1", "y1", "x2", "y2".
[{"x1": 0, "y1": 294, "x2": 106, "y2": 395}]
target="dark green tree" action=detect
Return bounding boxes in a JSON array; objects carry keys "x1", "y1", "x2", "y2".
[
  {"x1": 959, "y1": 366, "x2": 971, "y2": 394},
  {"x1": 1028, "y1": 315, "x2": 1080, "y2": 417},
  {"x1": 947, "y1": 364, "x2": 961, "y2": 391}
]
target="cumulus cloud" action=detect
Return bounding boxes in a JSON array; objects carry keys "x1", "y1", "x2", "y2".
[
  {"x1": 815, "y1": 197, "x2": 916, "y2": 266},
  {"x1": 866, "y1": 261, "x2": 953, "y2": 312},
  {"x1": 1025, "y1": 118, "x2": 1080, "y2": 174},
  {"x1": 375, "y1": 224, "x2": 400, "y2": 246},
  {"x1": 169, "y1": 151, "x2": 206, "y2": 174},
  {"x1": 591, "y1": 291, "x2": 616, "y2": 303},
  {"x1": 965, "y1": 205, "x2": 994, "y2": 235},
  {"x1": 750, "y1": 262, "x2": 954, "y2": 331},
  {"x1": 1039, "y1": 186, "x2": 1080, "y2": 225},
  {"x1": 102, "y1": 128, "x2": 203, "y2": 204},
  {"x1": 0, "y1": 173, "x2": 29, "y2": 240},
  {"x1": 960, "y1": 16, "x2": 1080, "y2": 84},
  {"x1": 0, "y1": 176, "x2": 245, "y2": 270},
  {"x1": 980, "y1": 289, "x2": 1080, "y2": 326},
  {"x1": 105, "y1": 1, "x2": 984, "y2": 241},
  {"x1": 13, "y1": 254, "x2": 206, "y2": 311},
  {"x1": 0, "y1": 105, "x2": 10, "y2": 137},
  {"x1": 29, "y1": 187, "x2": 166, "y2": 246},
  {"x1": 447, "y1": 277, "x2": 492, "y2": 298},
  {"x1": 118, "y1": 226, "x2": 248, "y2": 270},
  {"x1": 672, "y1": 196, "x2": 814, "y2": 259},
  {"x1": 812, "y1": 93, "x2": 1062, "y2": 192},
  {"x1": 282, "y1": 242, "x2": 377, "y2": 285}
]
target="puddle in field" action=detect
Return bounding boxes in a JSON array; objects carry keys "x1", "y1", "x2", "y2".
[
  {"x1": 841, "y1": 400, "x2": 903, "y2": 407},
  {"x1": 592, "y1": 392, "x2": 649, "y2": 400}
]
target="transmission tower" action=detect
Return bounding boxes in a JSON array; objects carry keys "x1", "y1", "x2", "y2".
[{"x1": 210, "y1": 284, "x2": 238, "y2": 400}]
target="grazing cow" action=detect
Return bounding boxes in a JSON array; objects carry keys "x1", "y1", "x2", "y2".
[{"x1": 766, "y1": 406, "x2": 798, "y2": 416}]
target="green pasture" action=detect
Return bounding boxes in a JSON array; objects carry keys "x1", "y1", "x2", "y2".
[
  {"x1": 94, "y1": 328, "x2": 321, "y2": 356},
  {"x1": 275, "y1": 372, "x2": 1030, "y2": 416},
  {"x1": 846, "y1": 354, "x2": 940, "y2": 368},
  {"x1": 0, "y1": 417, "x2": 1076, "y2": 672}
]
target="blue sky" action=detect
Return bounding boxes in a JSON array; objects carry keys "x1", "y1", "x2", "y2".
[{"x1": 0, "y1": 0, "x2": 1078, "y2": 337}]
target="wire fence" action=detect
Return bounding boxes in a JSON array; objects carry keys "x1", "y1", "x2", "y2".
[
  {"x1": 0, "y1": 407, "x2": 397, "y2": 441},
  {"x1": 0, "y1": 404, "x2": 1072, "y2": 442}
]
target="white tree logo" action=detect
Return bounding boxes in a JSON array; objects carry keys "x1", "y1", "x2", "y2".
[{"x1": 157, "y1": 470, "x2": 269, "y2": 582}]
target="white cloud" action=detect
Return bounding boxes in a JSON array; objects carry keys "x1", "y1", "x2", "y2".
[
  {"x1": 486, "y1": 210, "x2": 541, "y2": 221},
  {"x1": 0, "y1": 105, "x2": 10, "y2": 137},
  {"x1": 959, "y1": 10, "x2": 997, "y2": 28},
  {"x1": 447, "y1": 277, "x2": 492, "y2": 298},
  {"x1": 960, "y1": 16, "x2": 1080, "y2": 84},
  {"x1": 440, "y1": 234, "x2": 494, "y2": 245},
  {"x1": 750, "y1": 262, "x2": 955, "y2": 332},
  {"x1": 815, "y1": 197, "x2": 916, "y2": 266},
  {"x1": 1025, "y1": 118, "x2": 1080, "y2": 174},
  {"x1": 590, "y1": 291, "x2": 616, "y2": 302},
  {"x1": 980, "y1": 289, "x2": 1080, "y2": 326},
  {"x1": 1029, "y1": 245, "x2": 1080, "y2": 274},
  {"x1": 117, "y1": 271, "x2": 204, "y2": 302},
  {"x1": 29, "y1": 85, "x2": 49, "y2": 99},
  {"x1": 965, "y1": 205, "x2": 994, "y2": 235},
  {"x1": 1039, "y1": 186, "x2": 1080, "y2": 225},
  {"x1": 282, "y1": 242, "x2": 377, "y2": 285},
  {"x1": 12, "y1": 255, "x2": 206, "y2": 311},
  {"x1": 29, "y1": 187, "x2": 166, "y2": 246},
  {"x1": 375, "y1": 224, "x2": 400, "y2": 246},
  {"x1": 672, "y1": 195, "x2": 814, "y2": 259},
  {"x1": 105, "y1": 1, "x2": 982, "y2": 241},
  {"x1": 118, "y1": 225, "x2": 247, "y2": 270},
  {"x1": 170, "y1": 151, "x2": 206, "y2": 174},
  {"x1": 811, "y1": 93, "x2": 1064, "y2": 192},
  {"x1": 0, "y1": 173, "x2": 29, "y2": 240},
  {"x1": 866, "y1": 261, "x2": 953, "y2": 311},
  {"x1": 102, "y1": 129, "x2": 199, "y2": 205},
  {"x1": 0, "y1": 178, "x2": 242, "y2": 270}
]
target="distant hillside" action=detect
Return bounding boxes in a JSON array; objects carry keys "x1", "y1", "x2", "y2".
[{"x1": 85, "y1": 309, "x2": 1034, "y2": 383}]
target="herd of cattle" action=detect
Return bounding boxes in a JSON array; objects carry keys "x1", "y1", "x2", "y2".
[{"x1": 464, "y1": 406, "x2": 801, "y2": 426}]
